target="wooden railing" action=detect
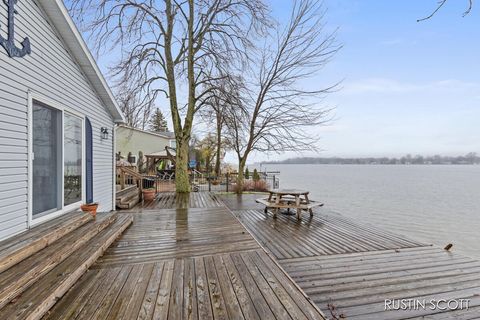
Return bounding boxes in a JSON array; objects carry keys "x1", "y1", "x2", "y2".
[{"x1": 116, "y1": 166, "x2": 144, "y2": 192}]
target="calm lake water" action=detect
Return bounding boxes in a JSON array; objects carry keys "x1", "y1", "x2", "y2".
[{"x1": 260, "y1": 164, "x2": 480, "y2": 258}]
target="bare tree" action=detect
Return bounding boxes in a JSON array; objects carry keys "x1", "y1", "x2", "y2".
[
  {"x1": 199, "y1": 76, "x2": 240, "y2": 176},
  {"x1": 116, "y1": 86, "x2": 154, "y2": 130},
  {"x1": 68, "y1": 0, "x2": 269, "y2": 192},
  {"x1": 418, "y1": 0, "x2": 473, "y2": 21},
  {"x1": 199, "y1": 95, "x2": 226, "y2": 176},
  {"x1": 195, "y1": 133, "x2": 217, "y2": 173},
  {"x1": 224, "y1": 0, "x2": 341, "y2": 192}
]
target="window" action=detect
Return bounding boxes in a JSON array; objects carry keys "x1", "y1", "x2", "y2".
[{"x1": 64, "y1": 113, "x2": 83, "y2": 206}]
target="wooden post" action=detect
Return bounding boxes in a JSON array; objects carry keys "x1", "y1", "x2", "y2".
[
  {"x1": 296, "y1": 195, "x2": 301, "y2": 220},
  {"x1": 120, "y1": 170, "x2": 125, "y2": 190},
  {"x1": 208, "y1": 176, "x2": 211, "y2": 192},
  {"x1": 226, "y1": 173, "x2": 229, "y2": 192}
]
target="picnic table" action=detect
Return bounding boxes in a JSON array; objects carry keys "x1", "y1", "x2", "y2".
[{"x1": 256, "y1": 189, "x2": 323, "y2": 220}]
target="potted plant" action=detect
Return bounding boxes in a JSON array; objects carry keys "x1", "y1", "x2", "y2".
[
  {"x1": 81, "y1": 202, "x2": 99, "y2": 217},
  {"x1": 142, "y1": 188, "x2": 156, "y2": 201}
]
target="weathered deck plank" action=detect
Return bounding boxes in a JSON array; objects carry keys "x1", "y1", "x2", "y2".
[
  {"x1": 232, "y1": 209, "x2": 425, "y2": 259},
  {"x1": 45, "y1": 250, "x2": 324, "y2": 319},
  {"x1": 95, "y1": 206, "x2": 260, "y2": 267},
  {"x1": 0, "y1": 211, "x2": 92, "y2": 274},
  {"x1": 222, "y1": 194, "x2": 480, "y2": 320},
  {"x1": 44, "y1": 193, "x2": 324, "y2": 319},
  {"x1": 280, "y1": 247, "x2": 480, "y2": 319},
  {"x1": 140, "y1": 192, "x2": 224, "y2": 210}
]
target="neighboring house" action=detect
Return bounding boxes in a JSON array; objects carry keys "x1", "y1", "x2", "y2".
[
  {"x1": 116, "y1": 125, "x2": 176, "y2": 164},
  {"x1": 0, "y1": 0, "x2": 124, "y2": 240}
]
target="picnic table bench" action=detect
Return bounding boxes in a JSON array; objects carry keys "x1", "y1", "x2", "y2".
[{"x1": 256, "y1": 189, "x2": 324, "y2": 220}]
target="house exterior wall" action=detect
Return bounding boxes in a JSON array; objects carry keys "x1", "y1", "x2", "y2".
[
  {"x1": 0, "y1": 0, "x2": 115, "y2": 240},
  {"x1": 116, "y1": 126, "x2": 173, "y2": 159}
]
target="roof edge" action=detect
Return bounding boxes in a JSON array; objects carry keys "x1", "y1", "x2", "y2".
[
  {"x1": 117, "y1": 124, "x2": 175, "y2": 140},
  {"x1": 39, "y1": 0, "x2": 125, "y2": 123}
]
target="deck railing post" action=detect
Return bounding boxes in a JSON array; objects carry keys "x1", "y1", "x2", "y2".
[
  {"x1": 208, "y1": 176, "x2": 211, "y2": 192},
  {"x1": 120, "y1": 170, "x2": 125, "y2": 190},
  {"x1": 226, "y1": 173, "x2": 229, "y2": 192},
  {"x1": 273, "y1": 175, "x2": 276, "y2": 189}
]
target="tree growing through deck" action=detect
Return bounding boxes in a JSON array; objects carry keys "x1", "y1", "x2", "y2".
[
  {"x1": 68, "y1": 0, "x2": 270, "y2": 192},
  {"x1": 224, "y1": 0, "x2": 341, "y2": 193}
]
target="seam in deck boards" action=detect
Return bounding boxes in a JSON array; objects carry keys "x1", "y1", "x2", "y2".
[
  {"x1": 220, "y1": 194, "x2": 480, "y2": 320},
  {"x1": 44, "y1": 192, "x2": 325, "y2": 320}
]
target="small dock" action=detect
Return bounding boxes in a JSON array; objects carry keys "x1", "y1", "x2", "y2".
[{"x1": 222, "y1": 194, "x2": 480, "y2": 319}]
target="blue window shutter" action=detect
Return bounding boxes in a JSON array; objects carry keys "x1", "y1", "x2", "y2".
[{"x1": 85, "y1": 118, "x2": 93, "y2": 203}]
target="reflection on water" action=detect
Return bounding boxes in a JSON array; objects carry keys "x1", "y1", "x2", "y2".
[{"x1": 261, "y1": 164, "x2": 480, "y2": 258}]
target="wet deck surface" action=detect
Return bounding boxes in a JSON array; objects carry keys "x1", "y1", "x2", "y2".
[
  {"x1": 95, "y1": 206, "x2": 259, "y2": 267},
  {"x1": 221, "y1": 194, "x2": 480, "y2": 320},
  {"x1": 142, "y1": 191, "x2": 224, "y2": 209},
  {"x1": 45, "y1": 193, "x2": 324, "y2": 319}
]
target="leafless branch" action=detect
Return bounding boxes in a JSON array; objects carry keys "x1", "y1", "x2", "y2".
[{"x1": 418, "y1": 0, "x2": 473, "y2": 22}]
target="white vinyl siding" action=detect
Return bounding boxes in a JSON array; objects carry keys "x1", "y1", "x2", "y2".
[
  {"x1": 116, "y1": 126, "x2": 172, "y2": 156},
  {"x1": 0, "y1": 0, "x2": 115, "y2": 240}
]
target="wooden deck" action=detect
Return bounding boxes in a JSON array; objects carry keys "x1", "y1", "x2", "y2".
[
  {"x1": 95, "y1": 207, "x2": 260, "y2": 267},
  {"x1": 0, "y1": 212, "x2": 133, "y2": 320},
  {"x1": 44, "y1": 193, "x2": 325, "y2": 319},
  {"x1": 232, "y1": 209, "x2": 424, "y2": 259},
  {"x1": 141, "y1": 191, "x2": 224, "y2": 209},
  {"x1": 221, "y1": 194, "x2": 480, "y2": 320},
  {"x1": 282, "y1": 247, "x2": 480, "y2": 319}
]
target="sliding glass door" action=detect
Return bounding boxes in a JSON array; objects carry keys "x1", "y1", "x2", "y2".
[
  {"x1": 32, "y1": 100, "x2": 84, "y2": 221},
  {"x1": 32, "y1": 102, "x2": 62, "y2": 217}
]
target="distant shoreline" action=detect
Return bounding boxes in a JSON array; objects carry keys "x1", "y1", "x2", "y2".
[
  {"x1": 261, "y1": 162, "x2": 480, "y2": 165},
  {"x1": 261, "y1": 154, "x2": 480, "y2": 166}
]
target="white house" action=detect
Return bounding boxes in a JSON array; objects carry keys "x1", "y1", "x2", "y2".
[
  {"x1": 116, "y1": 125, "x2": 176, "y2": 164},
  {"x1": 0, "y1": 0, "x2": 124, "y2": 240}
]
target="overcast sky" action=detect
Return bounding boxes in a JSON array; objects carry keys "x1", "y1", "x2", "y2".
[
  {"x1": 91, "y1": 0, "x2": 480, "y2": 164},
  {"x1": 237, "y1": 0, "x2": 480, "y2": 163}
]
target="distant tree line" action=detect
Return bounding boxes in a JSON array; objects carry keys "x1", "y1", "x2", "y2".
[{"x1": 263, "y1": 153, "x2": 480, "y2": 165}]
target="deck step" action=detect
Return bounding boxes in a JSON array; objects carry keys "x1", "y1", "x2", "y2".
[
  {"x1": 116, "y1": 185, "x2": 139, "y2": 199},
  {"x1": 116, "y1": 195, "x2": 140, "y2": 209},
  {"x1": 116, "y1": 187, "x2": 140, "y2": 209},
  {"x1": 0, "y1": 212, "x2": 93, "y2": 274},
  {"x1": 0, "y1": 214, "x2": 133, "y2": 320},
  {"x1": 120, "y1": 188, "x2": 140, "y2": 203},
  {"x1": 0, "y1": 213, "x2": 116, "y2": 309}
]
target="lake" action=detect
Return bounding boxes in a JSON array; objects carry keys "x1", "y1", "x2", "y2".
[{"x1": 259, "y1": 164, "x2": 480, "y2": 258}]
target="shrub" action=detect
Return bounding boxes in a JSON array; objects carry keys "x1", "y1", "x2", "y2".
[
  {"x1": 138, "y1": 151, "x2": 145, "y2": 173},
  {"x1": 245, "y1": 167, "x2": 250, "y2": 179},
  {"x1": 253, "y1": 169, "x2": 260, "y2": 181},
  {"x1": 253, "y1": 179, "x2": 268, "y2": 192},
  {"x1": 233, "y1": 179, "x2": 268, "y2": 192}
]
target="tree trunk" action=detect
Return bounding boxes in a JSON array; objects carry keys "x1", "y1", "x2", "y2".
[
  {"x1": 175, "y1": 139, "x2": 191, "y2": 193},
  {"x1": 236, "y1": 159, "x2": 246, "y2": 194},
  {"x1": 215, "y1": 117, "x2": 222, "y2": 177}
]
